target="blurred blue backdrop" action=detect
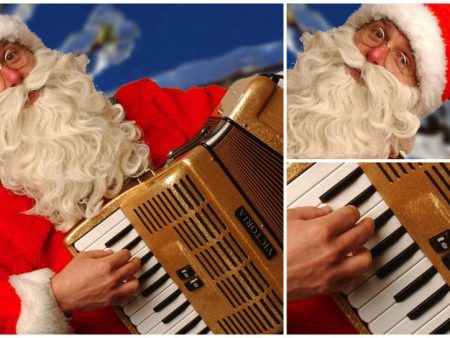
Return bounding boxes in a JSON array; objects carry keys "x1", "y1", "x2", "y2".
[
  {"x1": 287, "y1": 4, "x2": 450, "y2": 159},
  {"x1": 1, "y1": 4, "x2": 283, "y2": 95}
]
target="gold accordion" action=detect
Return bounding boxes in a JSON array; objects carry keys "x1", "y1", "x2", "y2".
[
  {"x1": 65, "y1": 75, "x2": 284, "y2": 334},
  {"x1": 288, "y1": 162, "x2": 450, "y2": 334}
]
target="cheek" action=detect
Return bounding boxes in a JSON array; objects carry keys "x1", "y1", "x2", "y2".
[
  {"x1": 22, "y1": 54, "x2": 36, "y2": 77},
  {"x1": 354, "y1": 39, "x2": 367, "y2": 56}
]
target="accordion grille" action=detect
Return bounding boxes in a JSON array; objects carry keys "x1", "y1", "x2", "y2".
[
  {"x1": 209, "y1": 124, "x2": 283, "y2": 245},
  {"x1": 132, "y1": 173, "x2": 282, "y2": 333}
]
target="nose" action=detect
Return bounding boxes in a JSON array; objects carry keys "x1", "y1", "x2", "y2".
[
  {"x1": 0, "y1": 66, "x2": 23, "y2": 89},
  {"x1": 366, "y1": 43, "x2": 390, "y2": 66}
]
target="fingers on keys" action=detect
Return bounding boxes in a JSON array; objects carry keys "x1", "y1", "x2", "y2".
[{"x1": 288, "y1": 205, "x2": 332, "y2": 221}]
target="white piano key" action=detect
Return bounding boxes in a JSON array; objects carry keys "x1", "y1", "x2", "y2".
[
  {"x1": 191, "y1": 322, "x2": 210, "y2": 334},
  {"x1": 389, "y1": 293, "x2": 450, "y2": 334},
  {"x1": 324, "y1": 181, "x2": 382, "y2": 217},
  {"x1": 74, "y1": 209, "x2": 127, "y2": 251},
  {"x1": 347, "y1": 249, "x2": 425, "y2": 309},
  {"x1": 414, "y1": 304, "x2": 450, "y2": 334},
  {"x1": 165, "y1": 310, "x2": 199, "y2": 334},
  {"x1": 287, "y1": 163, "x2": 343, "y2": 206},
  {"x1": 124, "y1": 278, "x2": 172, "y2": 316},
  {"x1": 357, "y1": 257, "x2": 433, "y2": 322},
  {"x1": 136, "y1": 294, "x2": 189, "y2": 333},
  {"x1": 147, "y1": 304, "x2": 195, "y2": 334},
  {"x1": 368, "y1": 272, "x2": 447, "y2": 334},
  {"x1": 290, "y1": 163, "x2": 360, "y2": 208},
  {"x1": 83, "y1": 217, "x2": 130, "y2": 251},
  {"x1": 365, "y1": 211, "x2": 401, "y2": 251},
  {"x1": 344, "y1": 232, "x2": 415, "y2": 294},
  {"x1": 186, "y1": 319, "x2": 209, "y2": 334},
  {"x1": 130, "y1": 282, "x2": 179, "y2": 325},
  {"x1": 102, "y1": 227, "x2": 139, "y2": 250}
]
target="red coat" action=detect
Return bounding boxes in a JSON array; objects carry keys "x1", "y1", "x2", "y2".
[
  {"x1": 0, "y1": 78, "x2": 226, "y2": 333},
  {"x1": 287, "y1": 296, "x2": 358, "y2": 334}
]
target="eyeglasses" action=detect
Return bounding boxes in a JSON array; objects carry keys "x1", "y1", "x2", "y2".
[
  {"x1": 0, "y1": 43, "x2": 32, "y2": 92},
  {"x1": 357, "y1": 21, "x2": 416, "y2": 78},
  {"x1": 0, "y1": 43, "x2": 30, "y2": 71}
]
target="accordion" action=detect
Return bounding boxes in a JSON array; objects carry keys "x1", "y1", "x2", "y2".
[
  {"x1": 65, "y1": 75, "x2": 284, "y2": 334},
  {"x1": 287, "y1": 162, "x2": 450, "y2": 334}
]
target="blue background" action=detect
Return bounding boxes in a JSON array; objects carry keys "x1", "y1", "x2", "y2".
[{"x1": 2, "y1": 4, "x2": 283, "y2": 94}]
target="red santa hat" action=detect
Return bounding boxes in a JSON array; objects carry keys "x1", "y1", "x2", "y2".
[
  {"x1": 345, "y1": 4, "x2": 450, "y2": 119},
  {"x1": 0, "y1": 14, "x2": 44, "y2": 51}
]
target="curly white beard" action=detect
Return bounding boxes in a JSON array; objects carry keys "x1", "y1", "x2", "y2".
[
  {"x1": 0, "y1": 49, "x2": 149, "y2": 232},
  {"x1": 287, "y1": 26, "x2": 421, "y2": 159}
]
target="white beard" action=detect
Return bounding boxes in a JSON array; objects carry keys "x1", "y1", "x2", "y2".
[
  {"x1": 287, "y1": 26, "x2": 421, "y2": 159},
  {"x1": 0, "y1": 49, "x2": 149, "y2": 232}
]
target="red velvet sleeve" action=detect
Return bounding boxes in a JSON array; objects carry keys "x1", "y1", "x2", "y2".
[
  {"x1": 0, "y1": 241, "x2": 24, "y2": 334},
  {"x1": 287, "y1": 295, "x2": 358, "y2": 334},
  {"x1": 115, "y1": 78, "x2": 227, "y2": 168}
]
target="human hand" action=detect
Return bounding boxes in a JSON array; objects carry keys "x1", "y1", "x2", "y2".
[
  {"x1": 287, "y1": 205, "x2": 374, "y2": 302},
  {"x1": 51, "y1": 249, "x2": 141, "y2": 313}
]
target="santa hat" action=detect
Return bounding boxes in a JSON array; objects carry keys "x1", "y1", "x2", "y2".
[
  {"x1": 0, "y1": 15, "x2": 44, "y2": 52},
  {"x1": 345, "y1": 4, "x2": 450, "y2": 119}
]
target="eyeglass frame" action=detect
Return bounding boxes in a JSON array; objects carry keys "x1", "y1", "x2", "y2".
[
  {"x1": 354, "y1": 20, "x2": 417, "y2": 79},
  {"x1": 0, "y1": 42, "x2": 32, "y2": 71}
]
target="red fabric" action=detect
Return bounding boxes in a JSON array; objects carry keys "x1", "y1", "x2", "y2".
[
  {"x1": 425, "y1": 4, "x2": 450, "y2": 103},
  {"x1": 287, "y1": 296, "x2": 358, "y2": 334},
  {"x1": 115, "y1": 78, "x2": 226, "y2": 169},
  {"x1": 0, "y1": 78, "x2": 226, "y2": 333}
]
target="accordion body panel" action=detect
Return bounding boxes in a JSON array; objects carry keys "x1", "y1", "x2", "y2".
[{"x1": 65, "y1": 75, "x2": 283, "y2": 334}]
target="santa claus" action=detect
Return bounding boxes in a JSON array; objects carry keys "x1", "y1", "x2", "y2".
[
  {"x1": 287, "y1": 4, "x2": 450, "y2": 159},
  {"x1": 0, "y1": 15, "x2": 226, "y2": 333}
]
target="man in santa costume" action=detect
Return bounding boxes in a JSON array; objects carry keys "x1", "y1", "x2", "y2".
[
  {"x1": 288, "y1": 3, "x2": 450, "y2": 333},
  {"x1": 287, "y1": 4, "x2": 450, "y2": 159},
  {"x1": 0, "y1": 15, "x2": 226, "y2": 333}
]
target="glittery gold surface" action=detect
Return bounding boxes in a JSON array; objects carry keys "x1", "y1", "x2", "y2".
[
  {"x1": 224, "y1": 75, "x2": 283, "y2": 155},
  {"x1": 64, "y1": 172, "x2": 156, "y2": 248},
  {"x1": 362, "y1": 163, "x2": 450, "y2": 286},
  {"x1": 287, "y1": 162, "x2": 313, "y2": 183},
  {"x1": 333, "y1": 294, "x2": 370, "y2": 334}
]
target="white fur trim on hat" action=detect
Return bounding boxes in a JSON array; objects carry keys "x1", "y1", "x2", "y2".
[
  {"x1": 0, "y1": 15, "x2": 44, "y2": 51},
  {"x1": 9, "y1": 268, "x2": 73, "y2": 334},
  {"x1": 346, "y1": 4, "x2": 446, "y2": 118}
]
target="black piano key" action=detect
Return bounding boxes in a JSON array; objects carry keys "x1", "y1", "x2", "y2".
[
  {"x1": 140, "y1": 251, "x2": 154, "y2": 265},
  {"x1": 376, "y1": 243, "x2": 419, "y2": 279},
  {"x1": 138, "y1": 263, "x2": 162, "y2": 284},
  {"x1": 374, "y1": 209, "x2": 394, "y2": 230},
  {"x1": 198, "y1": 326, "x2": 211, "y2": 334},
  {"x1": 153, "y1": 288, "x2": 182, "y2": 312},
  {"x1": 394, "y1": 266, "x2": 437, "y2": 302},
  {"x1": 371, "y1": 227, "x2": 406, "y2": 259},
  {"x1": 161, "y1": 300, "x2": 190, "y2": 324},
  {"x1": 141, "y1": 273, "x2": 170, "y2": 298},
  {"x1": 346, "y1": 185, "x2": 377, "y2": 208},
  {"x1": 122, "y1": 236, "x2": 142, "y2": 251},
  {"x1": 176, "y1": 315, "x2": 202, "y2": 334},
  {"x1": 104, "y1": 224, "x2": 133, "y2": 247},
  {"x1": 407, "y1": 284, "x2": 450, "y2": 320},
  {"x1": 431, "y1": 318, "x2": 450, "y2": 334},
  {"x1": 319, "y1": 167, "x2": 364, "y2": 203}
]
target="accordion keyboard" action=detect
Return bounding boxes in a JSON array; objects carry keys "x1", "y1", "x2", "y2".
[
  {"x1": 288, "y1": 162, "x2": 450, "y2": 334},
  {"x1": 73, "y1": 208, "x2": 210, "y2": 334}
]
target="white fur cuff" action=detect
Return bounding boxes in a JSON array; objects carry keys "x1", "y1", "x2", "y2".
[{"x1": 9, "y1": 268, "x2": 73, "y2": 334}]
